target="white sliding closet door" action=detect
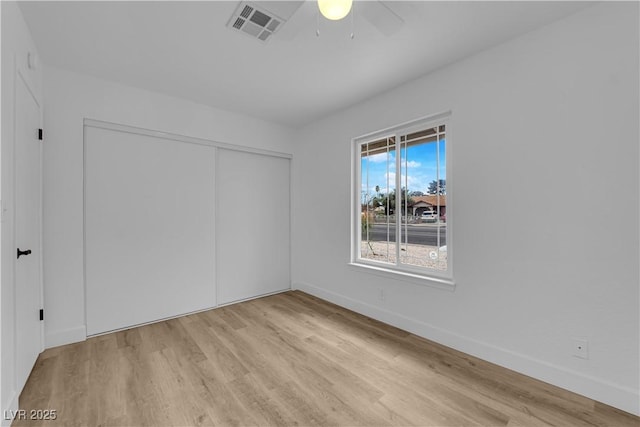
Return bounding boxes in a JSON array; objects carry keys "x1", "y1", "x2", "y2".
[
  {"x1": 216, "y1": 149, "x2": 290, "y2": 304},
  {"x1": 85, "y1": 125, "x2": 216, "y2": 335}
]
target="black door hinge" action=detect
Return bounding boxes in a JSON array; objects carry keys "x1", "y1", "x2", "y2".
[
  {"x1": 38, "y1": 129, "x2": 43, "y2": 140},
  {"x1": 39, "y1": 309, "x2": 44, "y2": 321}
]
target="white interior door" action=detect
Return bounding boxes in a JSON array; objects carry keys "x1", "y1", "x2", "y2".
[
  {"x1": 216, "y1": 149, "x2": 290, "y2": 304},
  {"x1": 84, "y1": 125, "x2": 216, "y2": 336},
  {"x1": 15, "y1": 74, "x2": 43, "y2": 392}
]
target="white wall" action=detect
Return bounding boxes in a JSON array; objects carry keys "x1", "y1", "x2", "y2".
[
  {"x1": 42, "y1": 66, "x2": 295, "y2": 348},
  {"x1": 0, "y1": 2, "x2": 43, "y2": 423},
  {"x1": 292, "y1": 2, "x2": 639, "y2": 415}
]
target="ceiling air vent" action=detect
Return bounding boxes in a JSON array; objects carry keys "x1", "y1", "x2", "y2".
[
  {"x1": 227, "y1": 1, "x2": 285, "y2": 43},
  {"x1": 232, "y1": 17, "x2": 244, "y2": 30},
  {"x1": 240, "y1": 4, "x2": 253, "y2": 18}
]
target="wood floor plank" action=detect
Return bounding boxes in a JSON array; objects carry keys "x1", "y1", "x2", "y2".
[{"x1": 14, "y1": 290, "x2": 640, "y2": 427}]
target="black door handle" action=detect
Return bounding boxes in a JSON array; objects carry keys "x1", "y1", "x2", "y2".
[{"x1": 17, "y1": 248, "x2": 32, "y2": 259}]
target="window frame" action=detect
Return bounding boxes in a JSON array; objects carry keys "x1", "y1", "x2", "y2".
[{"x1": 350, "y1": 112, "x2": 454, "y2": 289}]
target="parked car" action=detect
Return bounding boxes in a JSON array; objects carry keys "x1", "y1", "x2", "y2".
[{"x1": 421, "y1": 210, "x2": 437, "y2": 222}]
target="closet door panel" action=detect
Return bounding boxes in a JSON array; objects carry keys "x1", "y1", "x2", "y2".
[
  {"x1": 216, "y1": 149, "x2": 290, "y2": 304},
  {"x1": 85, "y1": 125, "x2": 216, "y2": 335}
]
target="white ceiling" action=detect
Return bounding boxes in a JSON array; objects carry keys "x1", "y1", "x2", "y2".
[{"x1": 18, "y1": 1, "x2": 591, "y2": 128}]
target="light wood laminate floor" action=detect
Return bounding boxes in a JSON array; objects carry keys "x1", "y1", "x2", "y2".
[{"x1": 15, "y1": 291, "x2": 639, "y2": 426}]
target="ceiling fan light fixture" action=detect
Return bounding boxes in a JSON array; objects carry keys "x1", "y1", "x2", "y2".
[{"x1": 318, "y1": 0, "x2": 353, "y2": 21}]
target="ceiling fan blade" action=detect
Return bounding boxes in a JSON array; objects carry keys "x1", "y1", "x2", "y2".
[{"x1": 359, "y1": 1, "x2": 404, "y2": 37}]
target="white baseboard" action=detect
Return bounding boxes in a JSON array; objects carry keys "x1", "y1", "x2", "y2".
[
  {"x1": 293, "y1": 281, "x2": 640, "y2": 416},
  {"x1": 1, "y1": 390, "x2": 19, "y2": 427},
  {"x1": 45, "y1": 325, "x2": 86, "y2": 349}
]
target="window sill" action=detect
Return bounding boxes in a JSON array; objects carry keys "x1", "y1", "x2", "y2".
[{"x1": 348, "y1": 262, "x2": 456, "y2": 291}]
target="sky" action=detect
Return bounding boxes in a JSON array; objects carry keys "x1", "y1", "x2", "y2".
[{"x1": 361, "y1": 140, "x2": 446, "y2": 202}]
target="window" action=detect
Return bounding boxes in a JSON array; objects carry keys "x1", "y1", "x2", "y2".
[{"x1": 352, "y1": 113, "x2": 452, "y2": 284}]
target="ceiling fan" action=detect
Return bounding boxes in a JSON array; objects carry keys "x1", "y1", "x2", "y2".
[{"x1": 227, "y1": 0, "x2": 404, "y2": 42}]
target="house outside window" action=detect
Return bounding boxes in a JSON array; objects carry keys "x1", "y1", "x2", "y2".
[{"x1": 352, "y1": 112, "x2": 452, "y2": 285}]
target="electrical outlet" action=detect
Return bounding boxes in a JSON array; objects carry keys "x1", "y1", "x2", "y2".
[{"x1": 571, "y1": 337, "x2": 589, "y2": 359}]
